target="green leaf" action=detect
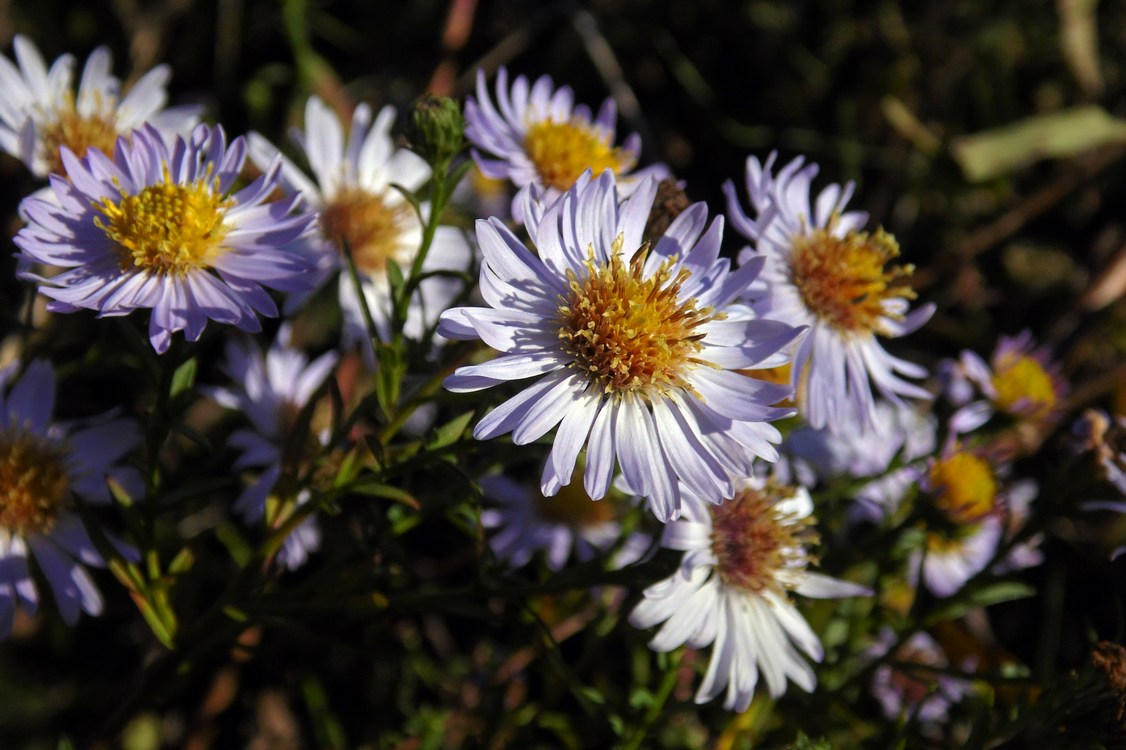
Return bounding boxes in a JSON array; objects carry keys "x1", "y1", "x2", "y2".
[
  {"x1": 425, "y1": 410, "x2": 475, "y2": 450},
  {"x1": 925, "y1": 580, "x2": 1036, "y2": 624},
  {"x1": 169, "y1": 356, "x2": 197, "y2": 398},
  {"x1": 952, "y1": 106, "x2": 1126, "y2": 182}
]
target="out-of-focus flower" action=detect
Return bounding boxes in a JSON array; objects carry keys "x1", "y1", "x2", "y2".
[
  {"x1": 464, "y1": 67, "x2": 668, "y2": 220},
  {"x1": 783, "y1": 400, "x2": 937, "y2": 522},
  {"x1": 942, "y1": 330, "x2": 1068, "y2": 439},
  {"x1": 248, "y1": 96, "x2": 472, "y2": 350},
  {"x1": 724, "y1": 153, "x2": 934, "y2": 431},
  {"x1": 479, "y1": 469, "x2": 647, "y2": 571},
  {"x1": 440, "y1": 171, "x2": 803, "y2": 521},
  {"x1": 0, "y1": 360, "x2": 140, "y2": 636},
  {"x1": 206, "y1": 326, "x2": 337, "y2": 571},
  {"x1": 1073, "y1": 408, "x2": 1126, "y2": 495},
  {"x1": 0, "y1": 35, "x2": 200, "y2": 178},
  {"x1": 630, "y1": 479, "x2": 870, "y2": 710},
  {"x1": 14, "y1": 124, "x2": 316, "y2": 354},
  {"x1": 913, "y1": 445, "x2": 1038, "y2": 596},
  {"x1": 868, "y1": 627, "x2": 973, "y2": 729}
]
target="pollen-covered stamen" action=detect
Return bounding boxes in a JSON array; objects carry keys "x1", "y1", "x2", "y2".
[
  {"x1": 990, "y1": 353, "x2": 1057, "y2": 419},
  {"x1": 929, "y1": 451, "x2": 997, "y2": 525},
  {"x1": 40, "y1": 94, "x2": 119, "y2": 176},
  {"x1": 0, "y1": 428, "x2": 70, "y2": 537},
  {"x1": 557, "y1": 237, "x2": 720, "y2": 396},
  {"x1": 791, "y1": 219, "x2": 916, "y2": 334},
  {"x1": 320, "y1": 187, "x2": 414, "y2": 276},
  {"x1": 523, "y1": 119, "x2": 634, "y2": 191},
  {"x1": 709, "y1": 484, "x2": 818, "y2": 596},
  {"x1": 536, "y1": 478, "x2": 616, "y2": 529},
  {"x1": 95, "y1": 166, "x2": 234, "y2": 276}
]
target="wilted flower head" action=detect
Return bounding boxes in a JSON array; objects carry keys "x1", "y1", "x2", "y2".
[
  {"x1": 465, "y1": 67, "x2": 669, "y2": 219},
  {"x1": 248, "y1": 96, "x2": 472, "y2": 350},
  {"x1": 630, "y1": 479, "x2": 870, "y2": 710},
  {"x1": 440, "y1": 171, "x2": 803, "y2": 521},
  {"x1": 14, "y1": 124, "x2": 317, "y2": 353},
  {"x1": 725, "y1": 153, "x2": 934, "y2": 431},
  {"x1": 0, "y1": 35, "x2": 200, "y2": 178},
  {"x1": 1072, "y1": 408, "x2": 1126, "y2": 495},
  {"x1": 0, "y1": 360, "x2": 140, "y2": 636},
  {"x1": 207, "y1": 326, "x2": 338, "y2": 571}
]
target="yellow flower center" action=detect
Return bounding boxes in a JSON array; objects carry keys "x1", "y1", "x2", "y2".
[
  {"x1": 791, "y1": 221, "x2": 915, "y2": 334},
  {"x1": 0, "y1": 428, "x2": 70, "y2": 537},
  {"x1": 320, "y1": 187, "x2": 415, "y2": 276},
  {"x1": 710, "y1": 484, "x2": 817, "y2": 596},
  {"x1": 990, "y1": 353, "x2": 1057, "y2": 419},
  {"x1": 95, "y1": 167, "x2": 234, "y2": 276},
  {"x1": 40, "y1": 94, "x2": 119, "y2": 176},
  {"x1": 523, "y1": 119, "x2": 633, "y2": 191},
  {"x1": 929, "y1": 451, "x2": 997, "y2": 525},
  {"x1": 536, "y1": 478, "x2": 616, "y2": 529},
  {"x1": 557, "y1": 237, "x2": 720, "y2": 397}
]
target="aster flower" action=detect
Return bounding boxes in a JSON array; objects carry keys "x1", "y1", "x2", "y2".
[
  {"x1": 629, "y1": 479, "x2": 870, "y2": 710},
  {"x1": 942, "y1": 330, "x2": 1068, "y2": 438},
  {"x1": 0, "y1": 360, "x2": 140, "y2": 637},
  {"x1": 0, "y1": 35, "x2": 200, "y2": 178},
  {"x1": 783, "y1": 400, "x2": 937, "y2": 522},
  {"x1": 247, "y1": 96, "x2": 473, "y2": 349},
  {"x1": 724, "y1": 153, "x2": 935, "y2": 431},
  {"x1": 867, "y1": 627, "x2": 973, "y2": 730},
  {"x1": 206, "y1": 326, "x2": 338, "y2": 571},
  {"x1": 465, "y1": 67, "x2": 668, "y2": 220},
  {"x1": 480, "y1": 470, "x2": 647, "y2": 571},
  {"x1": 439, "y1": 171, "x2": 804, "y2": 521},
  {"x1": 912, "y1": 444, "x2": 1037, "y2": 596},
  {"x1": 14, "y1": 123, "x2": 317, "y2": 354}
]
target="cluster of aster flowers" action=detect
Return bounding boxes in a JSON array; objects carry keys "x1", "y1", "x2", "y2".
[{"x1": 1, "y1": 36, "x2": 1123, "y2": 745}]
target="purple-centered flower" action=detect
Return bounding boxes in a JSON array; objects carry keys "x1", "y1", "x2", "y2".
[
  {"x1": 724, "y1": 153, "x2": 935, "y2": 431},
  {"x1": 14, "y1": 124, "x2": 317, "y2": 353},
  {"x1": 248, "y1": 96, "x2": 473, "y2": 351},
  {"x1": 465, "y1": 67, "x2": 668, "y2": 220},
  {"x1": 440, "y1": 171, "x2": 804, "y2": 522},
  {"x1": 629, "y1": 479, "x2": 870, "y2": 710},
  {"x1": 206, "y1": 325, "x2": 338, "y2": 571},
  {"x1": 0, "y1": 35, "x2": 201, "y2": 178},
  {"x1": 0, "y1": 360, "x2": 140, "y2": 636}
]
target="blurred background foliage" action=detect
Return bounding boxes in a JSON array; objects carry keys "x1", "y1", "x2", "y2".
[{"x1": 2, "y1": 0, "x2": 1126, "y2": 748}]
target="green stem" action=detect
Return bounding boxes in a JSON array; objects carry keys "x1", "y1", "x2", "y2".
[{"x1": 620, "y1": 649, "x2": 684, "y2": 750}]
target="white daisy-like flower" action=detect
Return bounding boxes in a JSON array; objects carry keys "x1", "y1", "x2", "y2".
[
  {"x1": 480, "y1": 471, "x2": 647, "y2": 571},
  {"x1": 629, "y1": 479, "x2": 870, "y2": 710},
  {"x1": 207, "y1": 325, "x2": 338, "y2": 571},
  {"x1": 13, "y1": 123, "x2": 317, "y2": 354},
  {"x1": 724, "y1": 153, "x2": 935, "y2": 431},
  {"x1": 465, "y1": 67, "x2": 669, "y2": 220},
  {"x1": 0, "y1": 360, "x2": 141, "y2": 636},
  {"x1": 248, "y1": 95, "x2": 473, "y2": 350},
  {"x1": 0, "y1": 35, "x2": 200, "y2": 178},
  {"x1": 439, "y1": 171, "x2": 804, "y2": 522}
]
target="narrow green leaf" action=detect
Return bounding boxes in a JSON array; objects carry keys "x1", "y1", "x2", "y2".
[{"x1": 169, "y1": 356, "x2": 197, "y2": 398}]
